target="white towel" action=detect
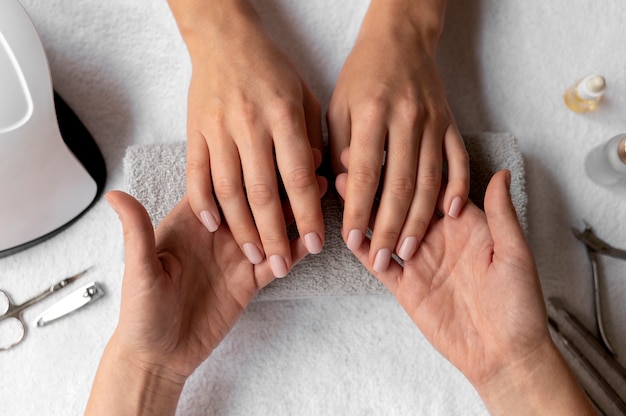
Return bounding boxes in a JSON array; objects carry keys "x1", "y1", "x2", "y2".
[{"x1": 124, "y1": 132, "x2": 527, "y2": 300}]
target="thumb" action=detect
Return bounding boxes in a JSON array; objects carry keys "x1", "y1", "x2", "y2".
[
  {"x1": 484, "y1": 170, "x2": 529, "y2": 256},
  {"x1": 106, "y1": 191, "x2": 159, "y2": 276}
]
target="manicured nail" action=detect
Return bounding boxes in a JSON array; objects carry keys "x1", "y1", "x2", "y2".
[
  {"x1": 448, "y1": 197, "x2": 463, "y2": 219},
  {"x1": 243, "y1": 243, "x2": 264, "y2": 265},
  {"x1": 269, "y1": 255, "x2": 289, "y2": 278},
  {"x1": 346, "y1": 229, "x2": 364, "y2": 251},
  {"x1": 200, "y1": 210, "x2": 219, "y2": 232},
  {"x1": 304, "y1": 232, "x2": 323, "y2": 254},
  {"x1": 373, "y1": 248, "x2": 392, "y2": 273},
  {"x1": 397, "y1": 237, "x2": 417, "y2": 261}
]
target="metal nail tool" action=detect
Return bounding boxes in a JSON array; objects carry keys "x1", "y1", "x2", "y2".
[
  {"x1": 0, "y1": 268, "x2": 91, "y2": 350},
  {"x1": 549, "y1": 297, "x2": 626, "y2": 414},
  {"x1": 572, "y1": 223, "x2": 626, "y2": 356},
  {"x1": 34, "y1": 281, "x2": 104, "y2": 327}
]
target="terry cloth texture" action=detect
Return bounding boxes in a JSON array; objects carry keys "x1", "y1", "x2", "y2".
[{"x1": 124, "y1": 132, "x2": 527, "y2": 301}]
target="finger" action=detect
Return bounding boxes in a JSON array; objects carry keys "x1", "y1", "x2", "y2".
[
  {"x1": 239, "y1": 138, "x2": 292, "y2": 277},
  {"x1": 340, "y1": 147, "x2": 350, "y2": 170},
  {"x1": 211, "y1": 139, "x2": 265, "y2": 265},
  {"x1": 442, "y1": 124, "x2": 470, "y2": 219},
  {"x1": 342, "y1": 117, "x2": 387, "y2": 252},
  {"x1": 349, "y1": 233, "x2": 403, "y2": 296},
  {"x1": 326, "y1": 99, "x2": 351, "y2": 174},
  {"x1": 186, "y1": 129, "x2": 221, "y2": 232},
  {"x1": 274, "y1": 111, "x2": 325, "y2": 256},
  {"x1": 105, "y1": 191, "x2": 160, "y2": 278},
  {"x1": 303, "y1": 86, "x2": 324, "y2": 154},
  {"x1": 254, "y1": 236, "x2": 310, "y2": 288},
  {"x1": 484, "y1": 170, "x2": 529, "y2": 255},
  {"x1": 335, "y1": 172, "x2": 347, "y2": 201},
  {"x1": 312, "y1": 148, "x2": 323, "y2": 170},
  {"x1": 395, "y1": 129, "x2": 442, "y2": 261},
  {"x1": 368, "y1": 118, "x2": 419, "y2": 272}
]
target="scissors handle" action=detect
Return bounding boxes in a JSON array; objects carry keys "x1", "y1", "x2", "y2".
[{"x1": 0, "y1": 312, "x2": 26, "y2": 351}]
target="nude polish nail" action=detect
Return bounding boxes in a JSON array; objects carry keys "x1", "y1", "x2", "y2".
[
  {"x1": 269, "y1": 255, "x2": 289, "y2": 278},
  {"x1": 243, "y1": 243, "x2": 264, "y2": 265},
  {"x1": 346, "y1": 229, "x2": 364, "y2": 251},
  {"x1": 373, "y1": 248, "x2": 392, "y2": 273},
  {"x1": 304, "y1": 232, "x2": 323, "y2": 254},
  {"x1": 200, "y1": 210, "x2": 219, "y2": 232},
  {"x1": 397, "y1": 237, "x2": 417, "y2": 261},
  {"x1": 448, "y1": 197, "x2": 463, "y2": 219}
]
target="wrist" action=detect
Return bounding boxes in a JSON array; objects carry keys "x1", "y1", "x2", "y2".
[
  {"x1": 86, "y1": 332, "x2": 186, "y2": 416},
  {"x1": 360, "y1": 0, "x2": 446, "y2": 54},
  {"x1": 475, "y1": 340, "x2": 594, "y2": 415},
  {"x1": 167, "y1": 0, "x2": 263, "y2": 57}
]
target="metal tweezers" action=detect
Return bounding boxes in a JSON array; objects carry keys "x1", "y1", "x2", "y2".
[{"x1": 572, "y1": 223, "x2": 626, "y2": 356}]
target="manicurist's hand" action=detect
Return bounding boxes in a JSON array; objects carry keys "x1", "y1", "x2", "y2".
[
  {"x1": 337, "y1": 170, "x2": 595, "y2": 415},
  {"x1": 328, "y1": 0, "x2": 469, "y2": 272},
  {"x1": 168, "y1": 0, "x2": 325, "y2": 277},
  {"x1": 85, "y1": 192, "x2": 311, "y2": 415}
]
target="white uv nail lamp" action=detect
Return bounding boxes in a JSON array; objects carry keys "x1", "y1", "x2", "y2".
[{"x1": 0, "y1": 0, "x2": 106, "y2": 257}]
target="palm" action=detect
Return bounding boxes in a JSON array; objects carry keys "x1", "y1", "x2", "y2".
[
  {"x1": 398, "y1": 205, "x2": 545, "y2": 385},
  {"x1": 113, "y1": 194, "x2": 307, "y2": 379},
  {"x1": 347, "y1": 173, "x2": 550, "y2": 387}
]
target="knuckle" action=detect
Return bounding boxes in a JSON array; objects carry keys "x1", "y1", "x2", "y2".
[
  {"x1": 418, "y1": 165, "x2": 442, "y2": 190},
  {"x1": 386, "y1": 175, "x2": 416, "y2": 200},
  {"x1": 259, "y1": 231, "x2": 286, "y2": 249},
  {"x1": 356, "y1": 97, "x2": 388, "y2": 121},
  {"x1": 246, "y1": 182, "x2": 276, "y2": 207},
  {"x1": 350, "y1": 164, "x2": 380, "y2": 189},
  {"x1": 239, "y1": 102, "x2": 260, "y2": 126},
  {"x1": 186, "y1": 158, "x2": 209, "y2": 176},
  {"x1": 396, "y1": 99, "x2": 421, "y2": 125},
  {"x1": 373, "y1": 228, "x2": 401, "y2": 245},
  {"x1": 270, "y1": 100, "x2": 300, "y2": 128},
  {"x1": 283, "y1": 166, "x2": 317, "y2": 192},
  {"x1": 212, "y1": 176, "x2": 240, "y2": 200}
]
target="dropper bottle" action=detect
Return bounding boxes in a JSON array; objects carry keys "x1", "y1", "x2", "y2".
[
  {"x1": 584, "y1": 134, "x2": 626, "y2": 187},
  {"x1": 564, "y1": 75, "x2": 606, "y2": 113}
]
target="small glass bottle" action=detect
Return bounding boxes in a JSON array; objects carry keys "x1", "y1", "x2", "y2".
[
  {"x1": 584, "y1": 134, "x2": 626, "y2": 187},
  {"x1": 563, "y1": 75, "x2": 606, "y2": 113}
]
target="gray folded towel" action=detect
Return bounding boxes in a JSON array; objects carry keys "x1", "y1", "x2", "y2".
[{"x1": 124, "y1": 132, "x2": 527, "y2": 300}]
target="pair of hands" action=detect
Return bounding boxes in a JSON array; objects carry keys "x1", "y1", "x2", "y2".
[
  {"x1": 89, "y1": 171, "x2": 554, "y2": 412},
  {"x1": 176, "y1": 0, "x2": 469, "y2": 278}
]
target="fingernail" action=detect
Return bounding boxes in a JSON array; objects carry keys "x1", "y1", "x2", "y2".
[
  {"x1": 373, "y1": 248, "x2": 392, "y2": 273},
  {"x1": 243, "y1": 243, "x2": 264, "y2": 265},
  {"x1": 200, "y1": 210, "x2": 219, "y2": 232},
  {"x1": 397, "y1": 237, "x2": 417, "y2": 261},
  {"x1": 346, "y1": 229, "x2": 364, "y2": 251},
  {"x1": 269, "y1": 255, "x2": 289, "y2": 278},
  {"x1": 448, "y1": 197, "x2": 463, "y2": 219},
  {"x1": 304, "y1": 232, "x2": 323, "y2": 254}
]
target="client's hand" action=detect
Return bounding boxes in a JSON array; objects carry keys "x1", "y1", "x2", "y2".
[
  {"x1": 328, "y1": 0, "x2": 469, "y2": 271},
  {"x1": 168, "y1": 0, "x2": 325, "y2": 277},
  {"x1": 336, "y1": 170, "x2": 594, "y2": 415},
  {"x1": 86, "y1": 192, "x2": 310, "y2": 415}
]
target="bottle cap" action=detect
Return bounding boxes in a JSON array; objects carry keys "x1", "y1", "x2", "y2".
[
  {"x1": 577, "y1": 75, "x2": 606, "y2": 100},
  {"x1": 619, "y1": 136, "x2": 626, "y2": 164}
]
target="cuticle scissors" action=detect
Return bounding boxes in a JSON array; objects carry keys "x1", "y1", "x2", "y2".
[{"x1": 0, "y1": 267, "x2": 91, "y2": 350}]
